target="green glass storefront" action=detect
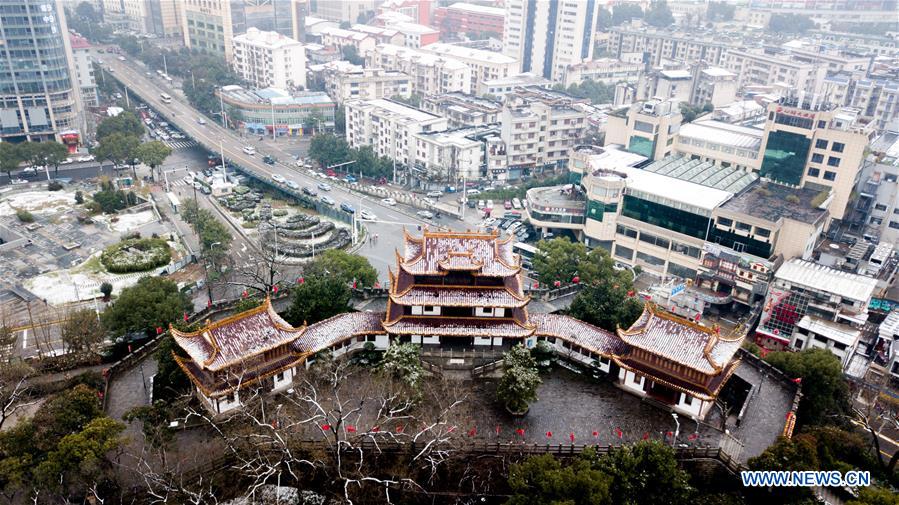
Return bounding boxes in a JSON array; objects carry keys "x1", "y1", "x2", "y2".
[
  {"x1": 620, "y1": 195, "x2": 710, "y2": 239},
  {"x1": 586, "y1": 200, "x2": 618, "y2": 222}
]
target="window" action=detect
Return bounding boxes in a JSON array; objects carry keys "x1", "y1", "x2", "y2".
[
  {"x1": 760, "y1": 130, "x2": 812, "y2": 185},
  {"x1": 616, "y1": 224, "x2": 638, "y2": 238},
  {"x1": 832, "y1": 142, "x2": 844, "y2": 153},
  {"x1": 717, "y1": 217, "x2": 733, "y2": 227},
  {"x1": 636, "y1": 251, "x2": 665, "y2": 266},
  {"x1": 631, "y1": 373, "x2": 641, "y2": 384},
  {"x1": 815, "y1": 139, "x2": 828, "y2": 149},
  {"x1": 874, "y1": 204, "x2": 887, "y2": 211},
  {"x1": 807, "y1": 168, "x2": 820, "y2": 177},
  {"x1": 755, "y1": 227, "x2": 771, "y2": 238},
  {"x1": 827, "y1": 156, "x2": 841, "y2": 167},
  {"x1": 275, "y1": 372, "x2": 284, "y2": 382},
  {"x1": 614, "y1": 244, "x2": 634, "y2": 260},
  {"x1": 735, "y1": 222, "x2": 752, "y2": 232},
  {"x1": 817, "y1": 120, "x2": 826, "y2": 128},
  {"x1": 823, "y1": 171, "x2": 836, "y2": 181},
  {"x1": 682, "y1": 394, "x2": 693, "y2": 406},
  {"x1": 889, "y1": 221, "x2": 899, "y2": 230},
  {"x1": 811, "y1": 153, "x2": 824, "y2": 163}
]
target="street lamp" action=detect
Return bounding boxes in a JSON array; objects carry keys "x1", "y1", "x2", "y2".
[{"x1": 671, "y1": 413, "x2": 680, "y2": 447}]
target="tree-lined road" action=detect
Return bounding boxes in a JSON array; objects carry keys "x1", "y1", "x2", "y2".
[{"x1": 101, "y1": 53, "x2": 470, "y2": 282}]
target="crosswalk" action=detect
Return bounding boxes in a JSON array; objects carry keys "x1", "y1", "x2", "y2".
[{"x1": 161, "y1": 139, "x2": 198, "y2": 150}]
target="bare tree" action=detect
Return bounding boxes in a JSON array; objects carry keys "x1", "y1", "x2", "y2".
[
  {"x1": 851, "y1": 373, "x2": 899, "y2": 473},
  {"x1": 0, "y1": 361, "x2": 36, "y2": 430},
  {"x1": 223, "y1": 228, "x2": 293, "y2": 296}
]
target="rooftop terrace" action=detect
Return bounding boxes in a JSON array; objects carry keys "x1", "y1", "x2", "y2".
[{"x1": 718, "y1": 182, "x2": 829, "y2": 225}]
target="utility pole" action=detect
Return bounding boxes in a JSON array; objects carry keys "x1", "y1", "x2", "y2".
[
  {"x1": 219, "y1": 140, "x2": 227, "y2": 181},
  {"x1": 124, "y1": 87, "x2": 130, "y2": 108},
  {"x1": 219, "y1": 89, "x2": 227, "y2": 129},
  {"x1": 162, "y1": 53, "x2": 168, "y2": 77}
]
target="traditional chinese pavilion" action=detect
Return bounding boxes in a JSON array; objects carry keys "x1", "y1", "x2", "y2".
[{"x1": 173, "y1": 229, "x2": 744, "y2": 418}]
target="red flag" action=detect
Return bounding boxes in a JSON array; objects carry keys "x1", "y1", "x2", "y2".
[
  {"x1": 207, "y1": 299, "x2": 212, "y2": 308},
  {"x1": 156, "y1": 326, "x2": 162, "y2": 335},
  {"x1": 272, "y1": 285, "x2": 279, "y2": 294},
  {"x1": 515, "y1": 428, "x2": 525, "y2": 437},
  {"x1": 553, "y1": 280, "x2": 561, "y2": 288},
  {"x1": 495, "y1": 425, "x2": 501, "y2": 436},
  {"x1": 352, "y1": 279, "x2": 357, "y2": 289},
  {"x1": 627, "y1": 290, "x2": 635, "y2": 297},
  {"x1": 695, "y1": 313, "x2": 701, "y2": 322},
  {"x1": 298, "y1": 277, "x2": 304, "y2": 284},
  {"x1": 242, "y1": 290, "x2": 248, "y2": 298},
  {"x1": 371, "y1": 426, "x2": 380, "y2": 432},
  {"x1": 127, "y1": 344, "x2": 132, "y2": 353},
  {"x1": 468, "y1": 427, "x2": 477, "y2": 437},
  {"x1": 396, "y1": 424, "x2": 404, "y2": 433},
  {"x1": 569, "y1": 432, "x2": 575, "y2": 442},
  {"x1": 546, "y1": 431, "x2": 553, "y2": 438},
  {"x1": 666, "y1": 431, "x2": 673, "y2": 437},
  {"x1": 532, "y1": 281, "x2": 539, "y2": 289},
  {"x1": 183, "y1": 312, "x2": 188, "y2": 322},
  {"x1": 688, "y1": 433, "x2": 698, "y2": 441},
  {"x1": 642, "y1": 432, "x2": 649, "y2": 440},
  {"x1": 792, "y1": 377, "x2": 802, "y2": 384},
  {"x1": 321, "y1": 424, "x2": 331, "y2": 431},
  {"x1": 346, "y1": 425, "x2": 357, "y2": 433},
  {"x1": 615, "y1": 427, "x2": 623, "y2": 439}
]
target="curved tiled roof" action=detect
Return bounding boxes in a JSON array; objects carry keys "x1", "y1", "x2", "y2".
[
  {"x1": 381, "y1": 316, "x2": 535, "y2": 337},
  {"x1": 530, "y1": 313, "x2": 625, "y2": 355},
  {"x1": 390, "y1": 285, "x2": 529, "y2": 308},
  {"x1": 399, "y1": 229, "x2": 520, "y2": 277}
]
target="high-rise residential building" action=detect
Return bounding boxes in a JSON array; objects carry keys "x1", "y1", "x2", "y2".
[
  {"x1": 434, "y1": 2, "x2": 505, "y2": 39},
  {"x1": 345, "y1": 98, "x2": 448, "y2": 169},
  {"x1": 181, "y1": 0, "x2": 295, "y2": 62},
  {"x1": 312, "y1": 60, "x2": 411, "y2": 103},
  {"x1": 421, "y1": 93, "x2": 502, "y2": 128},
  {"x1": 290, "y1": 0, "x2": 308, "y2": 42},
  {"x1": 604, "y1": 99, "x2": 684, "y2": 162},
  {"x1": 503, "y1": 0, "x2": 599, "y2": 81},
  {"x1": 368, "y1": 44, "x2": 471, "y2": 95},
  {"x1": 0, "y1": 0, "x2": 83, "y2": 145},
  {"x1": 69, "y1": 34, "x2": 97, "y2": 108},
  {"x1": 608, "y1": 27, "x2": 735, "y2": 67},
  {"x1": 146, "y1": 0, "x2": 183, "y2": 38},
  {"x1": 232, "y1": 28, "x2": 307, "y2": 90},
  {"x1": 721, "y1": 49, "x2": 826, "y2": 97},
  {"x1": 419, "y1": 43, "x2": 518, "y2": 96}
]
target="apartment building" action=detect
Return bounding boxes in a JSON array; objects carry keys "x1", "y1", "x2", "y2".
[
  {"x1": 758, "y1": 100, "x2": 874, "y2": 221},
  {"x1": 368, "y1": 44, "x2": 471, "y2": 95},
  {"x1": 881, "y1": 312, "x2": 899, "y2": 380},
  {"x1": 823, "y1": 75, "x2": 899, "y2": 131},
  {"x1": 849, "y1": 134, "x2": 899, "y2": 245},
  {"x1": 608, "y1": 27, "x2": 734, "y2": 67},
  {"x1": 318, "y1": 27, "x2": 378, "y2": 55},
  {"x1": 312, "y1": 0, "x2": 378, "y2": 23},
  {"x1": 604, "y1": 99, "x2": 683, "y2": 161},
  {"x1": 412, "y1": 125, "x2": 502, "y2": 183},
  {"x1": 755, "y1": 259, "x2": 877, "y2": 367},
  {"x1": 420, "y1": 93, "x2": 502, "y2": 128},
  {"x1": 145, "y1": 0, "x2": 182, "y2": 38},
  {"x1": 314, "y1": 61, "x2": 411, "y2": 103},
  {"x1": 385, "y1": 21, "x2": 439, "y2": 48},
  {"x1": 501, "y1": 87, "x2": 590, "y2": 179},
  {"x1": 377, "y1": 0, "x2": 431, "y2": 26},
  {"x1": 562, "y1": 59, "x2": 643, "y2": 87},
  {"x1": 434, "y1": 2, "x2": 505, "y2": 39},
  {"x1": 420, "y1": 43, "x2": 518, "y2": 96},
  {"x1": 503, "y1": 0, "x2": 599, "y2": 81},
  {"x1": 345, "y1": 98, "x2": 448, "y2": 169},
  {"x1": 691, "y1": 67, "x2": 738, "y2": 108},
  {"x1": 348, "y1": 24, "x2": 404, "y2": 46},
  {"x1": 232, "y1": 28, "x2": 306, "y2": 90},
  {"x1": 482, "y1": 73, "x2": 552, "y2": 98},
  {"x1": 721, "y1": 49, "x2": 826, "y2": 97},
  {"x1": 69, "y1": 34, "x2": 97, "y2": 108}
]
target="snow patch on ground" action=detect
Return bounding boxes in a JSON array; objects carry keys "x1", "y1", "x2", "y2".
[
  {"x1": 94, "y1": 209, "x2": 158, "y2": 233},
  {"x1": 0, "y1": 190, "x2": 77, "y2": 217}
]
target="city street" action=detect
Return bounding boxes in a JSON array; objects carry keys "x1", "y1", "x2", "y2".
[{"x1": 101, "y1": 53, "x2": 478, "y2": 283}]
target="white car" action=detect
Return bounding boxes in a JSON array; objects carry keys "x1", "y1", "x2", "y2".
[
  {"x1": 417, "y1": 210, "x2": 434, "y2": 219},
  {"x1": 484, "y1": 217, "x2": 497, "y2": 226},
  {"x1": 360, "y1": 210, "x2": 377, "y2": 221},
  {"x1": 10, "y1": 178, "x2": 27, "y2": 185},
  {"x1": 318, "y1": 182, "x2": 331, "y2": 191},
  {"x1": 243, "y1": 146, "x2": 256, "y2": 155},
  {"x1": 381, "y1": 197, "x2": 397, "y2": 206},
  {"x1": 76, "y1": 155, "x2": 95, "y2": 162},
  {"x1": 22, "y1": 166, "x2": 38, "y2": 174},
  {"x1": 426, "y1": 191, "x2": 442, "y2": 198},
  {"x1": 286, "y1": 180, "x2": 300, "y2": 190},
  {"x1": 60, "y1": 158, "x2": 74, "y2": 164},
  {"x1": 320, "y1": 195, "x2": 335, "y2": 206},
  {"x1": 466, "y1": 188, "x2": 480, "y2": 195},
  {"x1": 272, "y1": 174, "x2": 286, "y2": 184}
]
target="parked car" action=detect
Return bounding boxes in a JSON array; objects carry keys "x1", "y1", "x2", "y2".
[
  {"x1": 10, "y1": 178, "x2": 27, "y2": 185},
  {"x1": 318, "y1": 182, "x2": 331, "y2": 191},
  {"x1": 76, "y1": 155, "x2": 95, "y2": 162},
  {"x1": 483, "y1": 217, "x2": 497, "y2": 227},
  {"x1": 360, "y1": 210, "x2": 377, "y2": 220},
  {"x1": 344, "y1": 174, "x2": 357, "y2": 183},
  {"x1": 417, "y1": 210, "x2": 434, "y2": 219},
  {"x1": 340, "y1": 202, "x2": 356, "y2": 214},
  {"x1": 486, "y1": 200, "x2": 495, "y2": 209},
  {"x1": 444, "y1": 186, "x2": 456, "y2": 193},
  {"x1": 272, "y1": 174, "x2": 286, "y2": 184},
  {"x1": 466, "y1": 188, "x2": 480, "y2": 195},
  {"x1": 381, "y1": 197, "x2": 397, "y2": 206},
  {"x1": 302, "y1": 186, "x2": 318, "y2": 197},
  {"x1": 426, "y1": 190, "x2": 442, "y2": 198},
  {"x1": 477, "y1": 200, "x2": 485, "y2": 209},
  {"x1": 320, "y1": 195, "x2": 335, "y2": 206},
  {"x1": 467, "y1": 199, "x2": 476, "y2": 208}
]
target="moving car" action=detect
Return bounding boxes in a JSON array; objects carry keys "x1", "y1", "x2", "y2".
[
  {"x1": 317, "y1": 182, "x2": 331, "y2": 191},
  {"x1": 360, "y1": 210, "x2": 377, "y2": 220},
  {"x1": 243, "y1": 146, "x2": 256, "y2": 155},
  {"x1": 286, "y1": 180, "x2": 300, "y2": 190},
  {"x1": 272, "y1": 174, "x2": 286, "y2": 183},
  {"x1": 320, "y1": 195, "x2": 335, "y2": 206},
  {"x1": 340, "y1": 202, "x2": 355, "y2": 213},
  {"x1": 197, "y1": 118, "x2": 206, "y2": 125},
  {"x1": 381, "y1": 197, "x2": 397, "y2": 206},
  {"x1": 426, "y1": 191, "x2": 442, "y2": 198},
  {"x1": 302, "y1": 187, "x2": 318, "y2": 197},
  {"x1": 344, "y1": 174, "x2": 357, "y2": 183},
  {"x1": 416, "y1": 210, "x2": 434, "y2": 219},
  {"x1": 263, "y1": 155, "x2": 276, "y2": 165}
]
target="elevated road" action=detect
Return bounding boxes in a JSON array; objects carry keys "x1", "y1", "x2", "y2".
[{"x1": 101, "y1": 54, "x2": 464, "y2": 280}]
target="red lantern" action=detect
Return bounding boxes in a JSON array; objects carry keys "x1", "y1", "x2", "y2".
[
  {"x1": 516, "y1": 428, "x2": 525, "y2": 436},
  {"x1": 371, "y1": 426, "x2": 380, "y2": 432},
  {"x1": 298, "y1": 277, "x2": 304, "y2": 284},
  {"x1": 592, "y1": 431, "x2": 599, "y2": 438},
  {"x1": 792, "y1": 377, "x2": 802, "y2": 384},
  {"x1": 572, "y1": 276, "x2": 580, "y2": 284},
  {"x1": 495, "y1": 425, "x2": 501, "y2": 435},
  {"x1": 347, "y1": 425, "x2": 357, "y2": 433},
  {"x1": 569, "y1": 432, "x2": 575, "y2": 442},
  {"x1": 207, "y1": 299, "x2": 212, "y2": 308},
  {"x1": 272, "y1": 285, "x2": 279, "y2": 294},
  {"x1": 321, "y1": 424, "x2": 331, "y2": 431},
  {"x1": 615, "y1": 427, "x2": 623, "y2": 439},
  {"x1": 642, "y1": 432, "x2": 649, "y2": 440},
  {"x1": 546, "y1": 431, "x2": 553, "y2": 438},
  {"x1": 468, "y1": 427, "x2": 477, "y2": 437},
  {"x1": 553, "y1": 280, "x2": 561, "y2": 288},
  {"x1": 183, "y1": 312, "x2": 188, "y2": 322},
  {"x1": 627, "y1": 290, "x2": 635, "y2": 297},
  {"x1": 242, "y1": 290, "x2": 248, "y2": 298},
  {"x1": 156, "y1": 326, "x2": 163, "y2": 335},
  {"x1": 688, "y1": 433, "x2": 698, "y2": 441},
  {"x1": 396, "y1": 424, "x2": 404, "y2": 433},
  {"x1": 532, "y1": 281, "x2": 539, "y2": 289}
]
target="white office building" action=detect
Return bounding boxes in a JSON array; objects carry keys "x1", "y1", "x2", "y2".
[
  {"x1": 419, "y1": 43, "x2": 519, "y2": 96},
  {"x1": 313, "y1": 60, "x2": 412, "y2": 103},
  {"x1": 503, "y1": 0, "x2": 600, "y2": 81},
  {"x1": 232, "y1": 28, "x2": 306, "y2": 90}
]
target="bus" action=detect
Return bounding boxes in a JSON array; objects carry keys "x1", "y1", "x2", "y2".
[
  {"x1": 513, "y1": 242, "x2": 538, "y2": 270},
  {"x1": 160, "y1": 93, "x2": 172, "y2": 104}
]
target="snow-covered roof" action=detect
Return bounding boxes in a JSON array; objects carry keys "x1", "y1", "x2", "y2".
[
  {"x1": 421, "y1": 42, "x2": 517, "y2": 65},
  {"x1": 774, "y1": 259, "x2": 878, "y2": 303},
  {"x1": 391, "y1": 286, "x2": 528, "y2": 308},
  {"x1": 446, "y1": 2, "x2": 505, "y2": 17},
  {"x1": 375, "y1": 44, "x2": 470, "y2": 70},
  {"x1": 399, "y1": 229, "x2": 520, "y2": 277},
  {"x1": 678, "y1": 119, "x2": 763, "y2": 150},
  {"x1": 619, "y1": 165, "x2": 734, "y2": 212},
  {"x1": 796, "y1": 316, "x2": 861, "y2": 347}
]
